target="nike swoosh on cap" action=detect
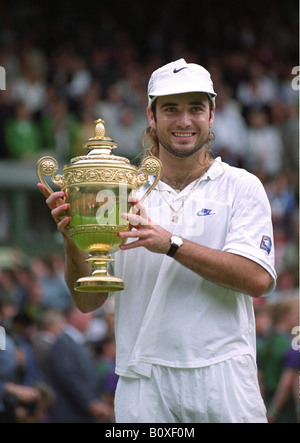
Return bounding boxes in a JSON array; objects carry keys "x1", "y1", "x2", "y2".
[{"x1": 173, "y1": 67, "x2": 188, "y2": 74}]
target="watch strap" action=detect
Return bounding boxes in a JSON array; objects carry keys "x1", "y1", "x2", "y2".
[{"x1": 166, "y1": 243, "x2": 179, "y2": 257}]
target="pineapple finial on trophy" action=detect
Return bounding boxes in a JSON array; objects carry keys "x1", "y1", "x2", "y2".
[
  {"x1": 94, "y1": 118, "x2": 106, "y2": 139},
  {"x1": 83, "y1": 117, "x2": 116, "y2": 155}
]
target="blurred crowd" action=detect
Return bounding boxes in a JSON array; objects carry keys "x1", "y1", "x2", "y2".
[
  {"x1": 0, "y1": 251, "x2": 118, "y2": 422},
  {"x1": 0, "y1": 0, "x2": 299, "y2": 423}
]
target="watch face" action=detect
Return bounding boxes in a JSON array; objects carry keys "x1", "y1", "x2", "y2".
[
  {"x1": 171, "y1": 236, "x2": 183, "y2": 247},
  {"x1": 167, "y1": 235, "x2": 183, "y2": 257}
]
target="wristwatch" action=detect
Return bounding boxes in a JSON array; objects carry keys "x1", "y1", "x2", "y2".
[{"x1": 167, "y1": 235, "x2": 183, "y2": 257}]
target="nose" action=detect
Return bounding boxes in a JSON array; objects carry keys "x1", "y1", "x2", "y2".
[{"x1": 176, "y1": 110, "x2": 192, "y2": 128}]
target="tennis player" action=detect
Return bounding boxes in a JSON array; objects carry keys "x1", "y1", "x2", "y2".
[{"x1": 39, "y1": 59, "x2": 276, "y2": 423}]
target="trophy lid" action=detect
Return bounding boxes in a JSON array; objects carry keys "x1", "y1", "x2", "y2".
[{"x1": 71, "y1": 118, "x2": 130, "y2": 165}]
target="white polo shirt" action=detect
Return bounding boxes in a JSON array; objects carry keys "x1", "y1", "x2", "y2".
[{"x1": 112, "y1": 158, "x2": 277, "y2": 378}]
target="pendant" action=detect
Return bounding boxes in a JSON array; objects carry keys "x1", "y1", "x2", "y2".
[{"x1": 172, "y1": 214, "x2": 179, "y2": 223}]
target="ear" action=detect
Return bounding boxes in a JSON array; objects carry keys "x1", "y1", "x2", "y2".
[
  {"x1": 147, "y1": 107, "x2": 156, "y2": 129},
  {"x1": 209, "y1": 106, "x2": 215, "y2": 128}
]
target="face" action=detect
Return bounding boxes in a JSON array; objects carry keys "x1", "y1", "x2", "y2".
[
  {"x1": 69, "y1": 308, "x2": 94, "y2": 332},
  {"x1": 147, "y1": 92, "x2": 214, "y2": 160}
]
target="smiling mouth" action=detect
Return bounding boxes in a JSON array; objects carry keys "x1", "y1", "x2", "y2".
[{"x1": 172, "y1": 132, "x2": 196, "y2": 138}]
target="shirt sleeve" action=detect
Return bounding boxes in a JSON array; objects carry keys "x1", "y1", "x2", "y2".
[{"x1": 222, "y1": 173, "x2": 277, "y2": 294}]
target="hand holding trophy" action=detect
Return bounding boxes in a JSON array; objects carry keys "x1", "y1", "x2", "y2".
[{"x1": 37, "y1": 118, "x2": 161, "y2": 293}]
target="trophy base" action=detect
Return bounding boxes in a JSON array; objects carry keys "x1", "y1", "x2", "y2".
[{"x1": 74, "y1": 275, "x2": 124, "y2": 292}]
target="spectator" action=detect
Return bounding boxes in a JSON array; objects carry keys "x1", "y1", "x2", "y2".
[
  {"x1": 94, "y1": 82, "x2": 124, "y2": 135},
  {"x1": 30, "y1": 256, "x2": 72, "y2": 312},
  {"x1": 257, "y1": 298, "x2": 299, "y2": 423},
  {"x1": 108, "y1": 105, "x2": 143, "y2": 160},
  {"x1": 0, "y1": 298, "x2": 40, "y2": 423},
  {"x1": 10, "y1": 311, "x2": 44, "y2": 388},
  {"x1": 72, "y1": 108, "x2": 98, "y2": 158},
  {"x1": 4, "y1": 102, "x2": 42, "y2": 160},
  {"x1": 280, "y1": 103, "x2": 299, "y2": 174},
  {"x1": 211, "y1": 84, "x2": 248, "y2": 166},
  {"x1": 0, "y1": 84, "x2": 15, "y2": 159},
  {"x1": 10, "y1": 48, "x2": 46, "y2": 115},
  {"x1": 47, "y1": 307, "x2": 114, "y2": 423},
  {"x1": 236, "y1": 61, "x2": 278, "y2": 108},
  {"x1": 245, "y1": 107, "x2": 284, "y2": 177},
  {"x1": 19, "y1": 272, "x2": 45, "y2": 324},
  {"x1": 0, "y1": 267, "x2": 25, "y2": 310},
  {"x1": 30, "y1": 309, "x2": 66, "y2": 383},
  {"x1": 14, "y1": 381, "x2": 56, "y2": 423},
  {"x1": 93, "y1": 331, "x2": 118, "y2": 411},
  {"x1": 40, "y1": 98, "x2": 80, "y2": 162},
  {"x1": 267, "y1": 346, "x2": 299, "y2": 423},
  {"x1": 266, "y1": 171, "x2": 298, "y2": 234},
  {"x1": 66, "y1": 55, "x2": 92, "y2": 103}
]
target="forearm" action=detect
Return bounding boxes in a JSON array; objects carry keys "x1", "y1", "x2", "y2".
[
  {"x1": 173, "y1": 239, "x2": 271, "y2": 298},
  {"x1": 64, "y1": 238, "x2": 108, "y2": 313},
  {"x1": 119, "y1": 198, "x2": 271, "y2": 298},
  {"x1": 121, "y1": 229, "x2": 271, "y2": 297},
  {"x1": 267, "y1": 370, "x2": 296, "y2": 422}
]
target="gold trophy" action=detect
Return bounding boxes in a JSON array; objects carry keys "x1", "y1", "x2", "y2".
[{"x1": 37, "y1": 118, "x2": 161, "y2": 293}]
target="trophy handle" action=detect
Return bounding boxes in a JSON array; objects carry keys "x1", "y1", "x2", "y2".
[
  {"x1": 36, "y1": 156, "x2": 64, "y2": 194},
  {"x1": 137, "y1": 156, "x2": 162, "y2": 203}
]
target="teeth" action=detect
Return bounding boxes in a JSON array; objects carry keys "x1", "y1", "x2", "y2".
[{"x1": 173, "y1": 133, "x2": 194, "y2": 137}]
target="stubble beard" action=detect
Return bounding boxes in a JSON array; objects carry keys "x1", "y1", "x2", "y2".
[{"x1": 156, "y1": 128, "x2": 211, "y2": 159}]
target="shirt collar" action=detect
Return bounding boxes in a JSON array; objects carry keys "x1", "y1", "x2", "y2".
[
  {"x1": 204, "y1": 157, "x2": 227, "y2": 181},
  {"x1": 147, "y1": 156, "x2": 226, "y2": 191},
  {"x1": 64, "y1": 324, "x2": 86, "y2": 345}
]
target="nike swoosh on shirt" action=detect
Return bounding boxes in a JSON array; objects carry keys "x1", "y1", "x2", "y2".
[
  {"x1": 197, "y1": 208, "x2": 216, "y2": 216},
  {"x1": 173, "y1": 67, "x2": 188, "y2": 74}
]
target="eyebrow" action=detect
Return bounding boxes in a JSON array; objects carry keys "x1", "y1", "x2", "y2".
[
  {"x1": 190, "y1": 101, "x2": 207, "y2": 107},
  {"x1": 160, "y1": 101, "x2": 207, "y2": 108}
]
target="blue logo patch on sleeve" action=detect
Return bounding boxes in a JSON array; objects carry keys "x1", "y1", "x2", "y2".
[{"x1": 260, "y1": 235, "x2": 272, "y2": 254}]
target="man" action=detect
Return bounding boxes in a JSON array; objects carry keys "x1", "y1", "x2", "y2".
[
  {"x1": 38, "y1": 59, "x2": 277, "y2": 423},
  {"x1": 47, "y1": 307, "x2": 113, "y2": 423},
  {"x1": 0, "y1": 299, "x2": 40, "y2": 422}
]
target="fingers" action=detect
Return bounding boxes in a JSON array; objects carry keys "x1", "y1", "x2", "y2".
[
  {"x1": 46, "y1": 191, "x2": 66, "y2": 210},
  {"x1": 46, "y1": 193, "x2": 70, "y2": 227},
  {"x1": 129, "y1": 196, "x2": 148, "y2": 219},
  {"x1": 51, "y1": 203, "x2": 70, "y2": 221},
  {"x1": 123, "y1": 197, "x2": 151, "y2": 227},
  {"x1": 57, "y1": 215, "x2": 71, "y2": 231},
  {"x1": 38, "y1": 183, "x2": 71, "y2": 232},
  {"x1": 119, "y1": 197, "x2": 152, "y2": 246},
  {"x1": 118, "y1": 230, "x2": 149, "y2": 251},
  {"x1": 38, "y1": 183, "x2": 66, "y2": 207},
  {"x1": 37, "y1": 183, "x2": 50, "y2": 198},
  {"x1": 55, "y1": 208, "x2": 71, "y2": 237},
  {"x1": 121, "y1": 212, "x2": 145, "y2": 227}
]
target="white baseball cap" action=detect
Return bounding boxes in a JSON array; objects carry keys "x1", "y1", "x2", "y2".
[{"x1": 148, "y1": 58, "x2": 216, "y2": 107}]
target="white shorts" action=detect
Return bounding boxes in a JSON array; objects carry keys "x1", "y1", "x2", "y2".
[{"x1": 114, "y1": 354, "x2": 267, "y2": 423}]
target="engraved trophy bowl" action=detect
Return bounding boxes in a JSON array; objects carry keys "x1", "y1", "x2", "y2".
[{"x1": 37, "y1": 118, "x2": 162, "y2": 293}]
